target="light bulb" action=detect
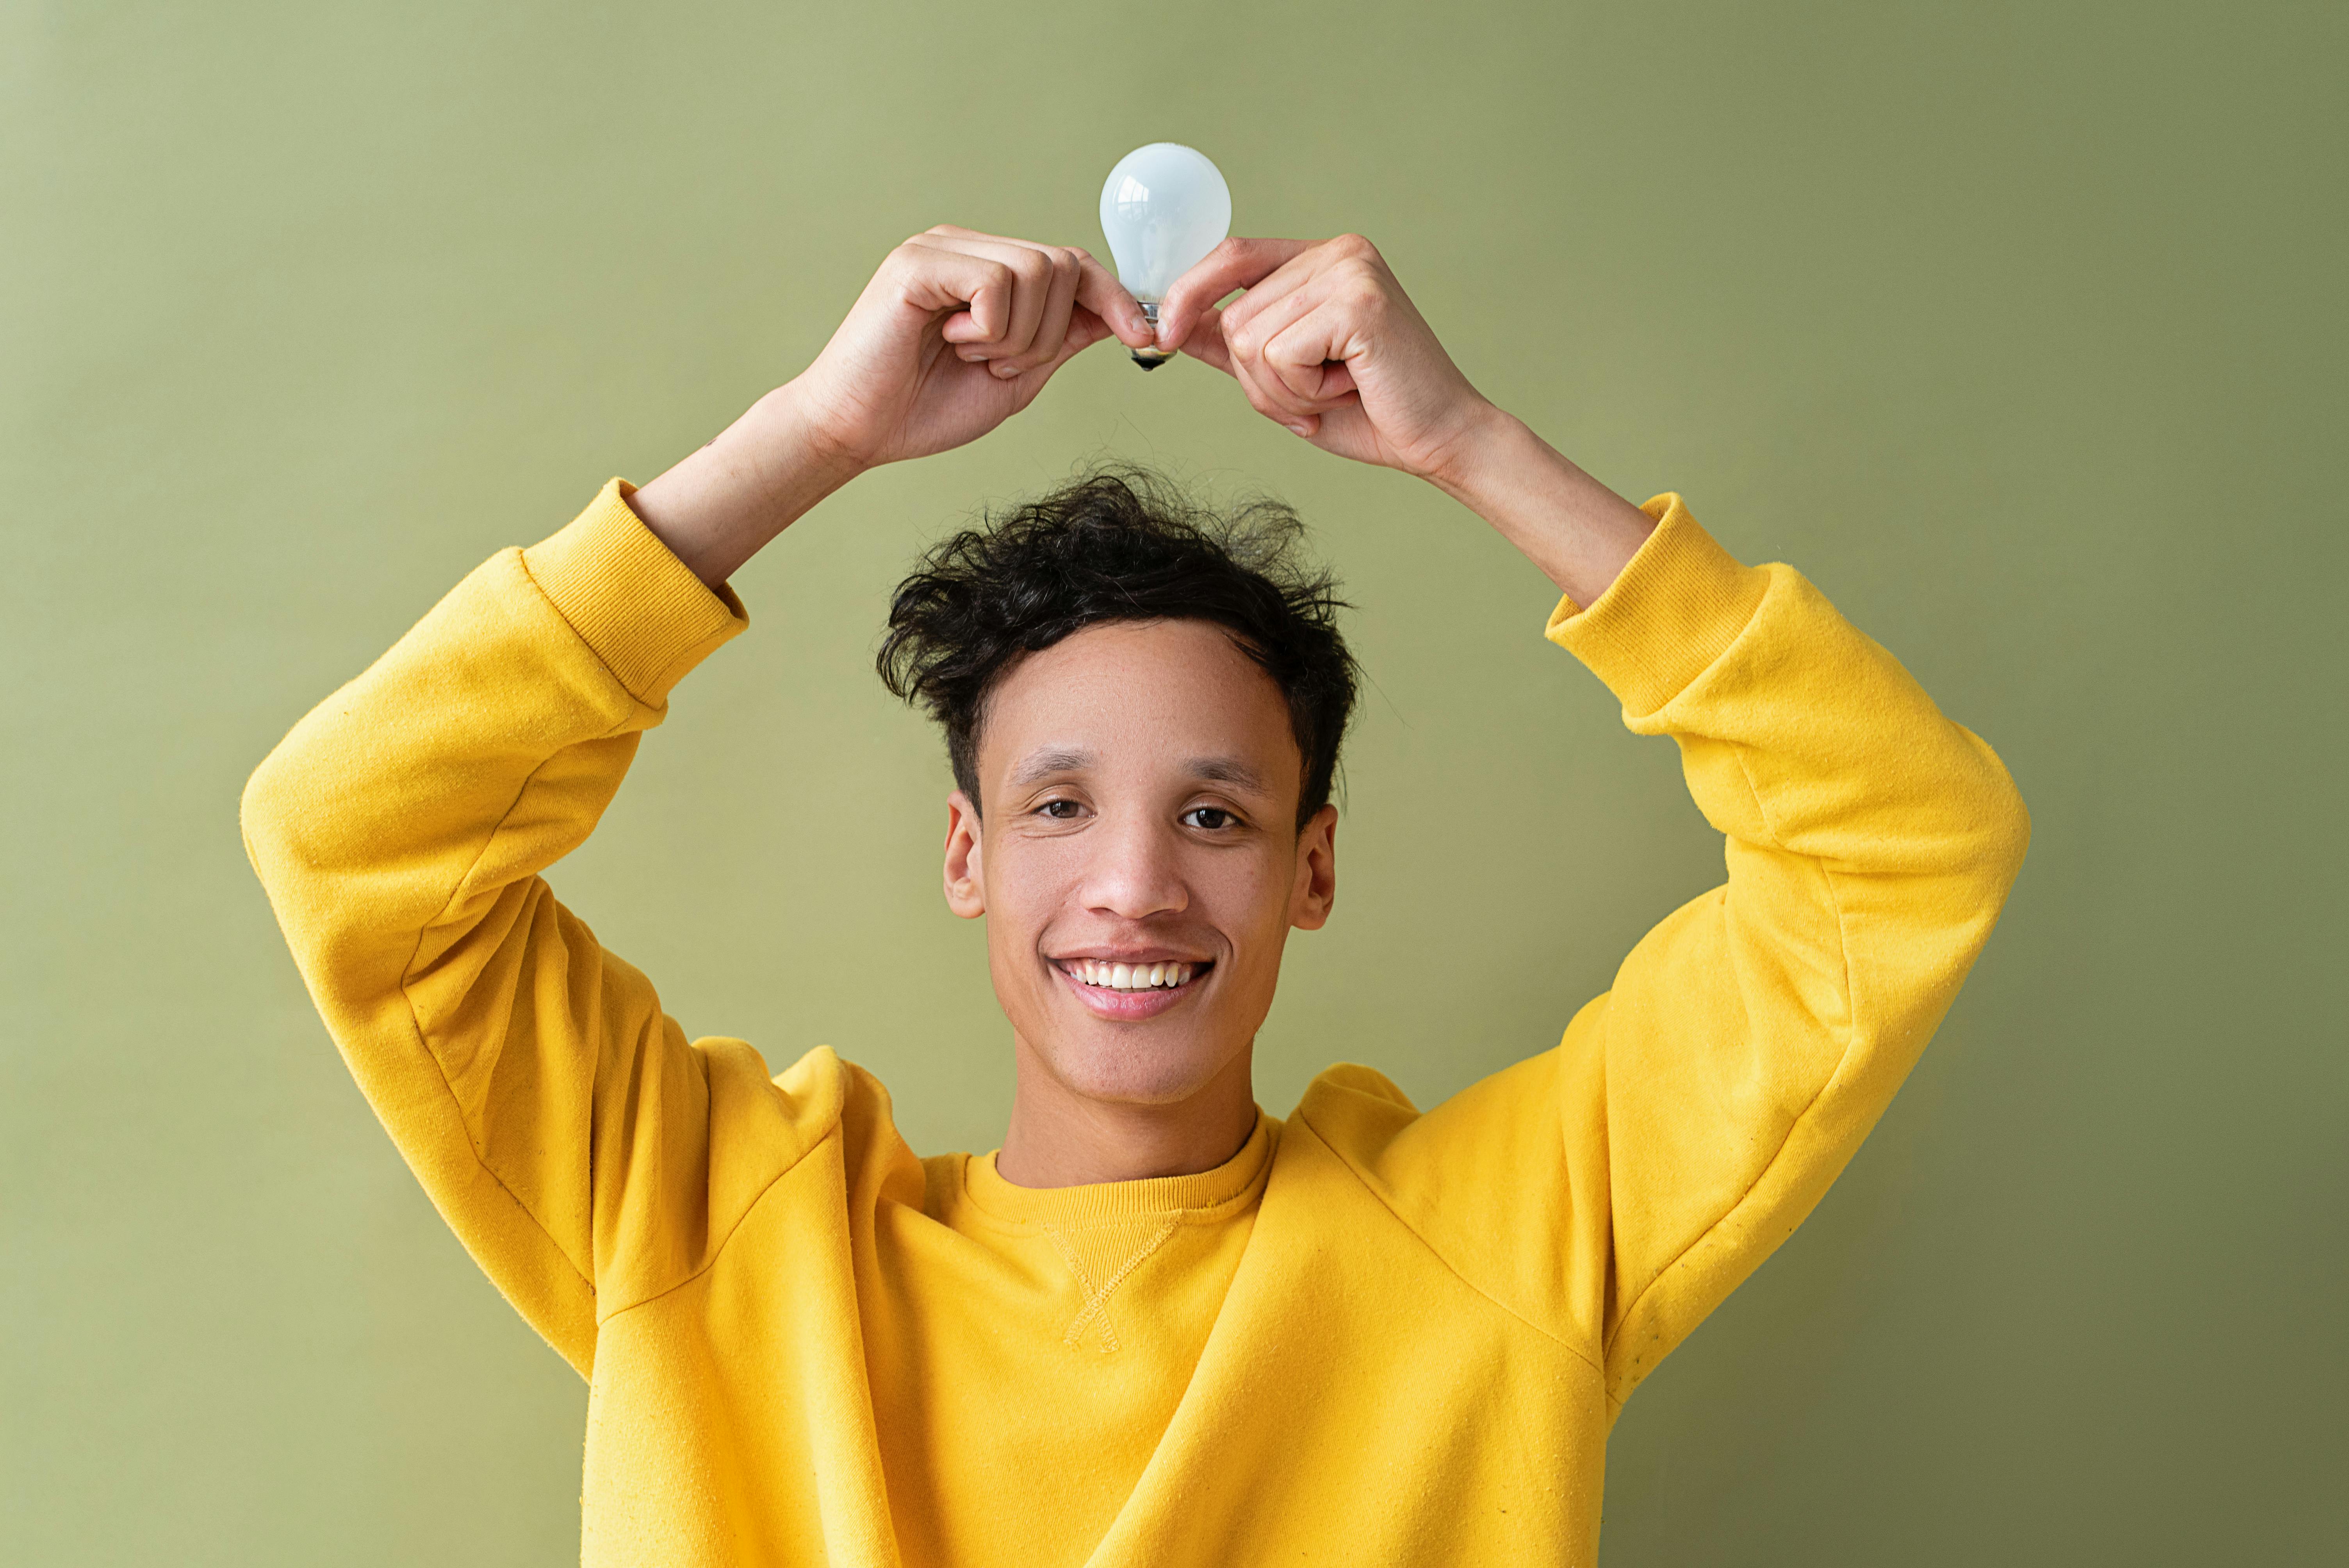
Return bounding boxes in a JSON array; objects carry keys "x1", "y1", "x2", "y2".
[{"x1": 1098, "y1": 143, "x2": 1231, "y2": 370}]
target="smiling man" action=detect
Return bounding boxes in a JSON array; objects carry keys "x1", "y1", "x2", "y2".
[
  {"x1": 244, "y1": 226, "x2": 2028, "y2": 1566},
  {"x1": 880, "y1": 474, "x2": 1355, "y2": 1188}
]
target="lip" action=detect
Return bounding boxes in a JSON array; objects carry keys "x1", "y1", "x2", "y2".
[{"x1": 1049, "y1": 956, "x2": 1212, "y2": 1022}]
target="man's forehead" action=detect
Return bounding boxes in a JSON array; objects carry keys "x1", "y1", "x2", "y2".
[
  {"x1": 987, "y1": 623, "x2": 1283, "y2": 722},
  {"x1": 978, "y1": 622, "x2": 1301, "y2": 792}
]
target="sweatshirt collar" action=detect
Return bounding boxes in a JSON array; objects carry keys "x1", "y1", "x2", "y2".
[{"x1": 961, "y1": 1114, "x2": 1276, "y2": 1229}]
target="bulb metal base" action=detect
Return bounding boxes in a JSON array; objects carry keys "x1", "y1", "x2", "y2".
[{"x1": 1131, "y1": 301, "x2": 1172, "y2": 371}]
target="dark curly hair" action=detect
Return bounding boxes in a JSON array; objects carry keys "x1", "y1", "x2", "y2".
[{"x1": 878, "y1": 467, "x2": 1358, "y2": 830}]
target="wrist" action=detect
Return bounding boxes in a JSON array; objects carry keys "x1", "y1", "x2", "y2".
[
  {"x1": 1419, "y1": 402, "x2": 1532, "y2": 502},
  {"x1": 1416, "y1": 409, "x2": 1657, "y2": 607},
  {"x1": 755, "y1": 380, "x2": 872, "y2": 494},
  {"x1": 629, "y1": 384, "x2": 868, "y2": 588}
]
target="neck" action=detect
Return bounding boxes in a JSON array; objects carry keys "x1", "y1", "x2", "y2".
[{"x1": 994, "y1": 1039, "x2": 1259, "y2": 1188}]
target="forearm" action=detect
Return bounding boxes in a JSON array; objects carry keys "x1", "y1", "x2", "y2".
[
  {"x1": 628, "y1": 381, "x2": 866, "y2": 589},
  {"x1": 1426, "y1": 408, "x2": 1658, "y2": 609}
]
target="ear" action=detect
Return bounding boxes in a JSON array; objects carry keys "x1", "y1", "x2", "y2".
[
  {"x1": 1288, "y1": 803, "x2": 1338, "y2": 931},
  {"x1": 943, "y1": 789, "x2": 987, "y2": 919}
]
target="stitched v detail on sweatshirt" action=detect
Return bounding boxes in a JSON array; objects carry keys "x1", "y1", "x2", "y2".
[{"x1": 1043, "y1": 1219, "x2": 1180, "y2": 1353}]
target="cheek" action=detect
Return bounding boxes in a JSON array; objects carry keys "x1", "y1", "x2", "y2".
[
  {"x1": 1196, "y1": 850, "x2": 1298, "y2": 945},
  {"x1": 980, "y1": 841, "x2": 1073, "y2": 953}
]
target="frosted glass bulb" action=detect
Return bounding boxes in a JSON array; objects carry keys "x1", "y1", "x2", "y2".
[{"x1": 1099, "y1": 143, "x2": 1231, "y2": 369}]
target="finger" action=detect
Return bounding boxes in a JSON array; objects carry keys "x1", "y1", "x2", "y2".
[
  {"x1": 994, "y1": 248, "x2": 1082, "y2": 377},
  {"x1": 888, "y1": 241, "x2": 1019, "y2": 344},
  {"x1": 1221, "y1": 278, "x2": 1331, "y2": 395},
  {"x1": 1219, "y1": 283, "x2": 1347, "y2": 423},
  {"x1": 1173, "y1": 304, "x2": 1321, "y2": 435},
  {"x1": 997, "y1": 306, "x2": 1116, "y2": 406},
  {"x1": 1154, "y1": 237, "x2": 1319, "y2": 350},
  {"x1": 1213, "y1": 255, "x2": 1320, "y2": 350},
  {"x1": 905, "y1": 233, "x2": 1053, "y2": 358},
  {"x1": 929, "y1": 233, "x2": 1150, "y2": 354},
  {"x1": 1061, "y1": 305, "x2": 1116, "y2": 358},
  {"x1": 1226, "y1": 331, "x2": 1326, "y2": 433},
  {"x1": 1261, "y1": 300, "x2": 1364, "y2": 409},
  {"x1": 1176, "y1": 303, "x2": 1236, "y2": 375},
  {"x1": 1044, "y1": 307, "x2": 1116, "y2": 373},
  {"x1": 988, "y1": 244, "x2": 1053, "y2": 362},
  {"x1": 1235, "y1": 356, "x2": 1322, "y2": 438},
  {"x1": 1268, "y1": 331, "x2": 1362, "y2": 411},
  {"x1": 917, "y1": 229, "x2": 1151, "y2": 351},
  {"x1": 1070, "y1": 248, "x2": 1154, "y2": 349}
]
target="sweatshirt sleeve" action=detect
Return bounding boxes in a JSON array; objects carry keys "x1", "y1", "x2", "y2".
[
  {"x1": 241, "y1": 481, "x2": 839, "y2": 1376},
  {"x1": 1297, "y1": 495, "x2": 2030, "y2": 1414}
]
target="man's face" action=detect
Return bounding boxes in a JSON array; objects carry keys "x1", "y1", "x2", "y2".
[{"x1": 941, "y1": 619, "x2": 1337, "y2": 1108}]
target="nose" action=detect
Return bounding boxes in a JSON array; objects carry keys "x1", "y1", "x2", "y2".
[{"x1": 1075, "y1": 806, "x2": 1190, "y2": 922}]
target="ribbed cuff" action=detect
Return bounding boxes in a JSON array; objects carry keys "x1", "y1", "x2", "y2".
[
  {"x1": 1544, "y1": 493, "x2": 1770, "y2": 718},
  {"x1": 521, "y1": 479, "x2": 748, "y2": 705}
]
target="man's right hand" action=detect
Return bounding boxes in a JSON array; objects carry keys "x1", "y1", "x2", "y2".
[
  {"x1": 795, "y1": 226, "x2": 1153, "y2": 470},
  {"x1": 631, "y1": 229, "x2": 1153, "y2": 587}
]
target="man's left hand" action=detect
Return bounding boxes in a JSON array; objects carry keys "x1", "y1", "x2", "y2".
[{"x1": 1153, "y1": 235, "x2": 1499, "y2": 484}]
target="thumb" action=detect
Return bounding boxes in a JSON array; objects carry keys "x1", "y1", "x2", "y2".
[
  {"x1": 1174, "y1": 304, "x2": 1236, "y2": 376},
  {"x1": 1155, "y1": 237, "x2": 1315, "y2": 351},
  {"x1": 1011, "y1": 307, "x2": 1117, "y2": 394}
]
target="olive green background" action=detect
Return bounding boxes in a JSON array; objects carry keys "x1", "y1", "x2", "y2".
[{"x1": 4, "y1": 1, "x2": 2342, "y2": 1562}]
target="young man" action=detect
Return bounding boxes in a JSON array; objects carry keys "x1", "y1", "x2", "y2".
[{"x1": 244, "y1": 226, "x2": 2028, "y2": 1566}]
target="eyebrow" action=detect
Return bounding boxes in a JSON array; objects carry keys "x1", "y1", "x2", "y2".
[
  {"x1": 1008, "y1": 747, "x2": 1094, "y2": 786},
  {"x1": 1003, "y1": 748, "x2": 1269, "y2": 796},
  {"x1": 1185, "y1": 755, "x2": 1268, "y2": 794}
]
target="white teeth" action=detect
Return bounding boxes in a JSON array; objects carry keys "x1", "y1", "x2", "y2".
[{"x1": 1069, "y1": 960, "x2": 1198, "y2": 990}]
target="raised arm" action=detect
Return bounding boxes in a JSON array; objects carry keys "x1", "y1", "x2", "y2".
[
  {"x1": 1161, "y1": 237, "x2": 2029, "y2": 1408},
  {"x1": 241, "y1": 497, "x2": 763, "y2": 1373},
  {"x1": 242, "y1": 230, "x2": 1151, "y2": 1372}
]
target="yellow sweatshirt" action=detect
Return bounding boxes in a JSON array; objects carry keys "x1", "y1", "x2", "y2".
[{"x1": 242, "y1": 481, "x2": 2028, "y2": 1567}]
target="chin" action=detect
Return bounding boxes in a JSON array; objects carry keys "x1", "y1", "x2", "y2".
[{"x1": 1038, "y1": 1028, "x2": 1232, "y2": 1107}]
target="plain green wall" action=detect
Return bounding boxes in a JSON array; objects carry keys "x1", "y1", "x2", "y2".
[{"x1": 4, "y1": 1, "x2": 2342, "y2": 1562}]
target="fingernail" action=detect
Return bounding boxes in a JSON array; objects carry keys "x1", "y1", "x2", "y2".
[
  {"x1": 1287, "y1": 422, "x2": 1312, "y2": 436},
  {"x1": 993, "y1": 362, "x2": 1021, "y2": 378}
]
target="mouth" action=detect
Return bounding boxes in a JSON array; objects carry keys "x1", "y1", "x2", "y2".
[{"x1": 1050, "y1": 955, "x2": 1214, "y2": 1021}]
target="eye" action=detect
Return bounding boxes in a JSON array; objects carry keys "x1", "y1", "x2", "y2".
[
  {"x1": 1182, "y1": 805, "x2": 1240, "y2": 831},
  {"x1": 1037, "y1": 799, "x2": 1085, "y2": 820}
]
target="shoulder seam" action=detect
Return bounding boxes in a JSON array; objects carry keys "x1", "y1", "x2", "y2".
[
  {"x1": 595, "y1": 1116, "x2": 843, "y2": 1326},
  {"x1": 398, "y1": 688, "x2": 840, "y2": 1320},
  {"x1": 1292, "y1": 1107, "x2": 1606, "y2": 1381}
]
